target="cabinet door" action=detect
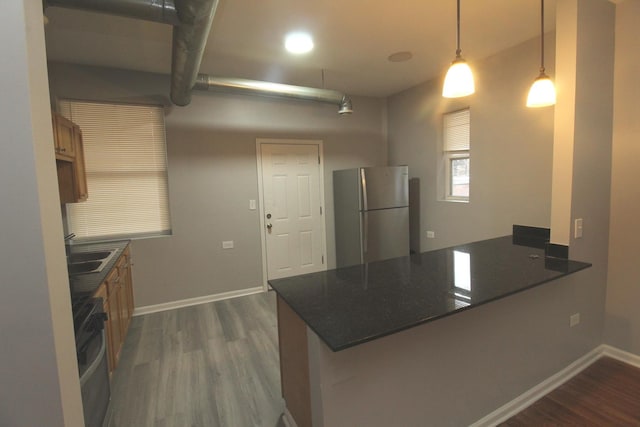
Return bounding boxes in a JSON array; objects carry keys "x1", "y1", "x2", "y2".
[
  {"x1": 106, "y1": 270, "x2": 122, "y2": 368},
  {"x1": 120, "y1": 252, "x2": 133, "y2": 336},
  {"x1": 56, "y1": 161, "x2": 76, "y2": 204},
  {"x1": 93, "y1": 284, "x2": 114, "y2": 374},
  {"x1": 103, "y1": 299, "x2": 116, "y2": 374},
  {"x1": 53, "y1": 113, "x2": 76, "y2": 159},
  {"x1": 117, "y1": 257, "x2": 129, "y2": 342},
  {"x1": 72, "y1": 126, "x2": 88, "y2": 201}
]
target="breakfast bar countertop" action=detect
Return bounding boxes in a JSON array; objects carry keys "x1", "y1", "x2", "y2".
[{"x1": 269, "y1": 236, "x2": 591, "y2": 352}]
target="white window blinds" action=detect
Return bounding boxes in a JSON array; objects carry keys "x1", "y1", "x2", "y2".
[
  {"x1": 59, "y1": 100, "x2": 171, "y2": 239},
  {"x1": 443, "y1": 108, "x2": 470, "y2": 152}
]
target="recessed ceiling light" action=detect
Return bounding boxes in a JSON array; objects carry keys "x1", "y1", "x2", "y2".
[
  {"x1": 388, "y1": 51, "x2": 413, "y2": 63},
  {"x1": 285, "y1": 32, "x2": 314, "y2": 54}
]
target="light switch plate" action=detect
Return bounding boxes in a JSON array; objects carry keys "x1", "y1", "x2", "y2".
[
  {"x1": 426, "y1": 231, "x2": 435, "y2": 238},
  {"x1": 570, "y1": 313, "x2": 580, "y2": 327},
  {"x1": 249, "y1": 199, "x2": 256, "y2": 210},
  {"x1": 222, "y1": 241, "x2": 234, "y2": 249}
]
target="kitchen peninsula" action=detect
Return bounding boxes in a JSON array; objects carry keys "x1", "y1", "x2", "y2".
[{"x1": 269, "y1": 235, "x2": 591, "y2": 427}]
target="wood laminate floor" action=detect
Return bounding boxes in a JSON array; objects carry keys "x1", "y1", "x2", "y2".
[
  {"x1": 106, "y1": 290, "x2": 285, "y2": 427},
  {"x1": 501, "y1": 357, "x2": 640, "y2": 426}
]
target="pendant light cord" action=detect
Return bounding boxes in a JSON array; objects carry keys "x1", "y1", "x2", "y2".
[
  {"x1": 456, "y1": 0, "x2": 462, "y2": 57},
  {"x1": 540, "y1": 0, "x2": 545, "y2": 73}
]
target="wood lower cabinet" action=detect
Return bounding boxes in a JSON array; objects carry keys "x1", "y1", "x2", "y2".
[
  {"x1": 118, "y1": 247, "x2": 134, "y2": 335},
  {"x1": 105, "y1": 267, "x2": 123, "y2": 371},
  {"x1": 95, "y1": 246, "x2": 135, "y2": 376},
  {"x1": 52, "y1": 111, "x2": 88, "y2": 203}
]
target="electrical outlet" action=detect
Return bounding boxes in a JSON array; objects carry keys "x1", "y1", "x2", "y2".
[
  {"x1": 570, "y1": 313, "x2": 580, "y2": 327},
  {"x1": 426, "y1": 231, "x2": 435, "y2": 238},
  {"x1": 222, "y1": 241, "x2": 234, "y2": 249},
  {"x1": 574, "y1": 218, "x2": 583, "y2": 239}
]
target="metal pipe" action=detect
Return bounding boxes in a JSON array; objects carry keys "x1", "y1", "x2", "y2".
[
  {"x1": 194, "y1": 74, "x2": 354, "y2": 115},
  {"x1": 46, "y1": 0, "x2": 179, "y2": 25},
  {"x1": 170, "y1": 0, "x2": 219, "y2": 106},
  {"x1": 46, "y1": 0, "x2": 219, "y2": 106}
]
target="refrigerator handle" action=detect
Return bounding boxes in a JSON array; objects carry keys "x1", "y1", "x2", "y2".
[
  {"x1": 360, "y1": 168, "x2": 368, "y2": 211},
  {"x1": 363, "y1": 211, "x2": 368, "y2": 255}
]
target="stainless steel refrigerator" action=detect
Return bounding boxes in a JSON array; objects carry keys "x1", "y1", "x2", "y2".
[{"x1": 333, "y1": 166, "x2": 410, "y2": 268}]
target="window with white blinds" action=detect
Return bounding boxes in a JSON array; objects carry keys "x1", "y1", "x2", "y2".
[
  {"x1": 444, "y1": 108, "x2": 470, "y2": 152},
  {"x1": 443, "y1": 108, "x2": 470, "y2": 201},
  {"x1": 59, "y1": 100, "x2": 171, "y2": 239}
]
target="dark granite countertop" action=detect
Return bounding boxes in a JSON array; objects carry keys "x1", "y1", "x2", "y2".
[
  {"x1": 269, "y1": 236, "x2": 591, "y2": 352},
  {"x1": 68, "y1": 240, "x2": 130, "y2": 295}
]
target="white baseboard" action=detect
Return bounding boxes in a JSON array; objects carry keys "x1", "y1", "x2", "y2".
[
  {"x1": 471, "y1": 344, "x2": 620, "y2": 427},
  {"x1": 600, "y1": 344, "x2": 640, "y2": 367},
  {"x1": 133, "y1": 286, "x2": 264, "y2": 316}
]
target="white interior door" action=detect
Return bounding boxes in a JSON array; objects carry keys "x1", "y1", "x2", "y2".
[{"x1": 259, "y1": 142, "x2": 326, "y2": 281}]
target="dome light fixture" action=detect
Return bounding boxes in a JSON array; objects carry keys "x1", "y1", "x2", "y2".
[
  {"x1": 527, "y1": 0, "x2": 556, "y2": 108},
  {"x1": 443, "y1": 0, "x2": 475, "y2": 98},
  {"x1": 284, "y1": 32, "x2": 314, "y2": 54}
]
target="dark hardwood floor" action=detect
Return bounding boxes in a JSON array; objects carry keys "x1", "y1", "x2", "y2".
[
  {"x1": 104, "y1": 289, "x2": 640, "y2": 427},
  {"x1": 501, "y1": 357, "x2": 640, "y2": 426},
  {"x1": 105, "y1": 290, "x2": 285, "y2": 427}
]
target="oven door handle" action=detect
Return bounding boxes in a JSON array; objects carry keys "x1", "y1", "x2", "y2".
[{"x1": 80, "y1": 329, "x2": 107, "y2": 387}]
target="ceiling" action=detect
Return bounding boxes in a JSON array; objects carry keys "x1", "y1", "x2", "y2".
[{"x1": 44, "y1": 0, "x2": 556, "y2": 98}]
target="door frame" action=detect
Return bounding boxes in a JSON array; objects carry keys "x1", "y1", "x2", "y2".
[{"x1": 256, "y1": 138, "x2": 328, "y2": 290}]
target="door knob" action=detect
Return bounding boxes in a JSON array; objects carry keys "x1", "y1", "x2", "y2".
[{"x1": 267, "y1": 223, "x2": 273, "y2": 229}]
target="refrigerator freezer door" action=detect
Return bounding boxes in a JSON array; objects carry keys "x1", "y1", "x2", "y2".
[
  {"x1": 362, "y1": 207, "x2": 410, "y2": 263},
  {"x1": 360, "y1": 166, "x2": 409, "y2": 210},
  {"x1": 334, "y1": 168, "x2": 363, "y2": 268}
]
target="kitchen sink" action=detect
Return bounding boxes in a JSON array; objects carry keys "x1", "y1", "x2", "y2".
[
  {"x1": 68, "y1": 261, "x2": 103, "y2": 275},
  {"x1": 68, "y1": 248, "x2": 118, "y2": 275},
  {"x1": 68, "y1": 251, "x2": 113, "y2": 263}
]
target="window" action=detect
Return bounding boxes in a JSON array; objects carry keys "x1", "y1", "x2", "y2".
[
  {"x1": 59, "y1": 100, "x2": 171, "y2": 240},
  {"x1": 443, "y1": 108, "x2": 470, "y2": 201}
]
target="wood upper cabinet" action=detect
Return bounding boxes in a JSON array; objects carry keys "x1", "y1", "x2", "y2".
[
  {"x1": 52, "y1": 112, "x2": 76, "y2": 160},
  {"x1": 72, "y1": 128, "x2": 89, "y2": 202},
  {"x1": 52, "y1": 111, "x2": 88, "y2": 203}
]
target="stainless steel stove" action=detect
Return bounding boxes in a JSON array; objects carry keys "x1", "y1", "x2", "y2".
[{"x1": 72, "y1": 292, "x2": 110, "y2": 427}]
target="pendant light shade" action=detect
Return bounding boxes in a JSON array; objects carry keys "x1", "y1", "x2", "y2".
[
  {"x1": 527, "y1": 73, "x2": 556, "y2": 107},
  {"x1": 443, "y1": 59, "x2": 475, "y2": 98},
  {"x1": 443, "y1": 0, "x2": 475, "y2": 98},
  {"x1": 527, "y1": 0, "x2": 556, "y2": 108}
]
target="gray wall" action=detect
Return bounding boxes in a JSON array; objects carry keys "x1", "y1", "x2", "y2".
[
  {"x1": 388, "y1": 35, "x2": 555, "y2": 252},
  {"x1": 47, "y1": 62, "x2": 387, "y2": 307},
  {"x1": 308, "y1": 272, "x2": 596, "y2": 426},
  {"x1": 307, "y1": 1, "x2": 617, "y2": 425},
  {"x1": 605, "y1": 0, "x2": 640, "y2": 352},
  {"x1": 0, "y1": 2, "x2": 84, "y2": 426}
]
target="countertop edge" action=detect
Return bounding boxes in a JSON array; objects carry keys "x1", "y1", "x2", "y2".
[{"x1": 271, "y1": 237, "x2": 592, "y2": 352}]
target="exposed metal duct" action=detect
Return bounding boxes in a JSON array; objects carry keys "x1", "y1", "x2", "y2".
[
  {"x1": 194, "y1": 74, "x2": 354, "y2": 115},
  {"x1": 46, "y1": 0, "x2": 180, "y2": 25},
  {"x1": 170, "y1": 0, "x2": 219, "y2": 106},
  {"x1": 46, "y1": 0, "x2": 219, "y2": 106}
]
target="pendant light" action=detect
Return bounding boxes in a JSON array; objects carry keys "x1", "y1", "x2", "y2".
[
  {"x1": 526, "y1": 0, "x2": 556, "y2": 107},
  {"x1": 443, "y1": 0, "x2": 475, "y2": 98}
]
